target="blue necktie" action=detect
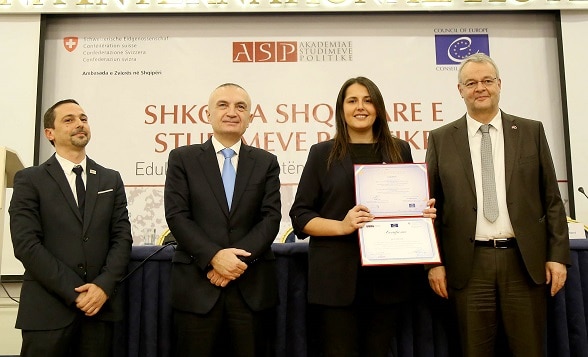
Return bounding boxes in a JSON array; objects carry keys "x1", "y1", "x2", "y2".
[
  {"x1": 221, "y1": 148, "x2": 236, "y2": 209},
  {"x1": 72, "y1": 165, "x2": 85, "y2": 217}
]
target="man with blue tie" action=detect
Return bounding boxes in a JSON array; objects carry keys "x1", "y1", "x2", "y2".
[
  {"x1": 9, "y1": 99, "x2": 132, "y2": 356},
  {"x1": 426, "y1": 54, "x2": 569, "y2": 356},
  {"x1": 164, "y1": 83, "x2": 281, "y2": 357}
]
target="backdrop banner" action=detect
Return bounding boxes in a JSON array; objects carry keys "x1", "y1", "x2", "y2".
[{"x1": 40, "y1": 13, "x2": 567, "y2": 244}]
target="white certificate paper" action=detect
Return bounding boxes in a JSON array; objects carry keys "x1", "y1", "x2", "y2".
[
  {"x1": 359, "y1": 218, "x2": 440, "y2": 265},
  {"x1": 354, "y1": 163, "x2": 429, "y2": 216},
  {"x1": 354, "y1": 163, "x2": 441, "y2": 266}
]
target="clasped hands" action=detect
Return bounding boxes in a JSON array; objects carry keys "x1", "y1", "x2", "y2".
[
  {"x1": 207, "y1": 248, "x2": 251, "y2": 287},
  {"x1": 74, "y1": 283, "x2": 108, "y2": 317}
]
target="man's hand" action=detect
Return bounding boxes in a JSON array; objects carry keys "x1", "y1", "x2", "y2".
[
  {"x1": 207, "y1": 269, "x2": 232, "y2": 287},
  {"x1": 546, "y1": 261, "x2": 567, "y2": 296},
  {"x1": 210, "y1": 248, "x2": 251, "y2": 280},
  {"x1": 428, "y1": 266, "x2": 448, "y2": 299},
  {"x1": 74, "y1": 283, "x2": 108, "y2": 317}
]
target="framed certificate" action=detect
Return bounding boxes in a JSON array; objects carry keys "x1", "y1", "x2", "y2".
[{"x1": 354, "y1": 163, "x2": 441, "y2": 266}]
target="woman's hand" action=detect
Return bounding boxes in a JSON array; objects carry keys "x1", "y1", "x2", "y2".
[
  {"x1": 341, "y1": 204, "x2": 374, "y2": 235},
  {"x1": 423, "y1": 198, "x2": 436, "y2": 220}
]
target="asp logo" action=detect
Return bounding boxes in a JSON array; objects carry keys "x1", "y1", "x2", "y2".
[
  {"x1": 63, "y1": 37, "x2": 79, "y2": 52},
  {"x1": 233, "y1": 42, "x2": 297, "y2": 63}
]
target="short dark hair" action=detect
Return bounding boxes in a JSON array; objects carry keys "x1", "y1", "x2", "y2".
[
  {"x1": 43, "y1": 99, "x2": 79, "y2": 130},
  {"x1": 43, "y1": 99, "x2": 79, "y2": 146}
]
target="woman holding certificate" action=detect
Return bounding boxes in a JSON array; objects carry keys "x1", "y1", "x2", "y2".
[{"x1": 290, "y1": 77, "x2": 436, "y2": 357}]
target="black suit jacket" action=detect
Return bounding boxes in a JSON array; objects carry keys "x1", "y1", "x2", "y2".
[
  {"x1": 9, "y1": 155, "x2": 132, "y2": 330},
  {"x1": 426, "y1": 112, "x2": 570, "y2": 289},
  {"x1": 164, "y1": 139, "x2": 281, "y2": 314},
  {"x1": 290, "y1": 139, "x2": 420, "y2": 306}
]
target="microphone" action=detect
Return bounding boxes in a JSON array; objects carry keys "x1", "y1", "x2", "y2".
[
  {"x1": 119, "y1": 241, "x2": 176, "y2": 283},
  {"x1": 579, "y1": 187, "x2": 588, "y2": 200}
]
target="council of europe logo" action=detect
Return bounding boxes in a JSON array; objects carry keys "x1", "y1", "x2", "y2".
[{"x1": 435, "y1": 35, "x2": 489, "y2": 65}]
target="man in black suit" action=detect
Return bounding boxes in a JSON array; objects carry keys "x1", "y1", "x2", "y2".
[
  {"x1": 164, "y1": 83, "x2": 281, "y2": 357},
  {"x1": 426, "y1": 53, "x2": 569, "y2": 356},
  {"x1": 9, "y1": 99, "x2": 132, "y2": 357}
]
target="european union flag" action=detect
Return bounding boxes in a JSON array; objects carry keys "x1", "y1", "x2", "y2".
[{"x1": 435, "y1": 34, "x2": 490, "y2": 65}]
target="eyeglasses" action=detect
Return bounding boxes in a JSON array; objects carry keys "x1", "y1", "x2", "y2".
[{"x1": 461, "y1": 78, "x2": 498, "y2": 90}]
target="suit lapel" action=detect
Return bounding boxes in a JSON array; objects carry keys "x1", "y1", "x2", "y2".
[
  {"x1": 198, "y1": 140, "x2": 230, "y2": 216},
  {"x1": 232, "y1": 144, "x2": 255, "y2": 214},
  {"x1": 45, "y1": 155, "x2": 83, "y2": 223},
  {"x1": 83, "y1": 158, "x2": 100, "y2": 232},
  {"x1": 451, "y1": 116, "x2": 476, "y2": 196},
  {"x1": 501, "y1": 112, "x2": 519, "y2": 192}
]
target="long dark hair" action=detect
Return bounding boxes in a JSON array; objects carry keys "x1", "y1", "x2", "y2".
[{"x1": 327, "y1": 77, "x2": 403, "y2": 168}]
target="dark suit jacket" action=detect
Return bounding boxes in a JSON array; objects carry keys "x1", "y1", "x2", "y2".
[
  {"x1": 425, "y1": 112, "x2": 570, "y2": 289},
  {"x1": 290, "y1": 139, "x2": 421, "y2": 306},
  {"x1": 164, "y1": 139, "x2": 281, "y2": 314},
  {"x1": 9, "y1": 155, "x2": 132, "y2": 330}
]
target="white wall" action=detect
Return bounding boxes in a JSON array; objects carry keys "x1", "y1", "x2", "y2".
[
  {"x1": 0, "y1": 14, "x2": 41, "y2": 356},
  {"x1": 561, "y1": 11, "x2": 588, "y2": 224},
  {"x1": 0, "y1": 15, "x2": 39, "y2": 276}
]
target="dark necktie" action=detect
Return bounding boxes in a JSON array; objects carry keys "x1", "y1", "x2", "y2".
[
  {"x1": 480, "y1": 124, "x2": 499, "y2": 222},
  {"x1": 72, "y1": 165, "x2": 85, "y2": 217},
  {"x1": 221, "y1": 148, "x2": 236, "y2": 209}
]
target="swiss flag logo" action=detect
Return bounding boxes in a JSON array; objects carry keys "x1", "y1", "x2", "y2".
[{"x1": 63, "y1": 37, "x2": 78, "y2": 52}]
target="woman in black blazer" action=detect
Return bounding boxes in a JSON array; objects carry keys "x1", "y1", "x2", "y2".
[{"x1": 290, "y1": 77, "x2": 435, "y2": 356}]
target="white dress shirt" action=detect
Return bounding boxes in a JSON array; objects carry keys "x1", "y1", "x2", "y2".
[
  {"x1": 55, "y1": 153, "x2": 87, "y2": 206},
  {"x1": 466, "y1": 113, "x2": 515, "y2": 240},
  {"x1": 211, "y1": 136, "x2": 241, "y2": 175}
]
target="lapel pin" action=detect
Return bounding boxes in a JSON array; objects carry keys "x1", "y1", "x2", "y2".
[
  {"x1": 511, "y1": 125, "x2": 517, "y2": 130},
  {"x1": 90, "y1": 169, "x2": 97, "y2": 175}
]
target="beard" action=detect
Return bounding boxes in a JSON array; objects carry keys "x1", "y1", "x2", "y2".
[{"x1": 71, "y1": 132, "x2": 90, "y2": 148}]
